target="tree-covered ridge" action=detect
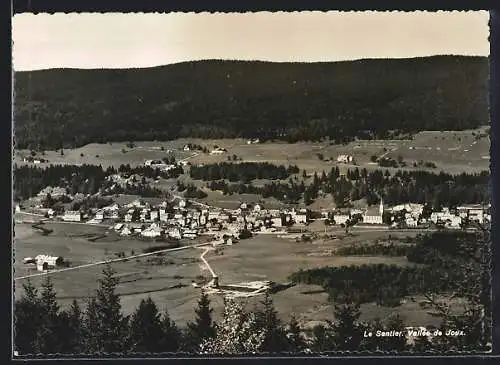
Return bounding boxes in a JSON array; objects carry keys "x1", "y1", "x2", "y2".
[{"x1": 14, "y1": 56, "x2": 488, "y2": 149}]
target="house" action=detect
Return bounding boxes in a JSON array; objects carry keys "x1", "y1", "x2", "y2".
[
  {"x1": 178, "y1": 199, "x2": 187, "y2": 208},
  {"x1": 183, "y1": 144, "x2": 191, "y2": 151},
  {"x1": 124, "y1": 213, "x2": 133, "y2": 222},
  {"x1": 210, "y1": 147, "x2": 227, "y2": 155},
  {"x1": 141, "y1": 223, "x2": 162, "y2": 238},
  {"x1": 271, "y1": 217, "x2": 283, "y2": 228},
  {"x1": 35, "y1": 255, "x2": 63, "y2": 272},
  {"x1": 208, "y1": 212, "x2": 220, "y2": 221},
  {"x1": 445, "y1": 216, "x2": 462, "y2": 229},
  {"x1": 114, "y1": 223, "x2": 124, "y2": 231},
  {"x1": 337, "y1": 154, "x2": 354, "y2": 164},
  {"x1": 62, "y1": 211, "x2": 82, "y2": 222},
  {"x1": 159, "y1": 209, "x2": 169, "y2": 222},
  {"x1": 95, "y1": 210, "x2": 104, "y2": 221},
  {"x1": 167, "y1": 227, "x2": 182, "y2": 239},
  {"x1": 333, "y1": 214, "x2": 350, "y2": 225},
  {"x1": 405, "y1": 217, "x2": 418, "y2": 227},
  {"x1": 120, "y1": 226, "x2": 132, "y2": 236},
  {"x1": 362, "y1": 200, "x2": 384, "y2": 225},
  {"x1": 294, "y1": 213, "x2": 308, "y2": 225},
  {"x1": 253, "y1": 204, "x2": 262, "y2": 213},
  {"x1": 150, "y1": 210, "x2": 159, "y2": 221}
]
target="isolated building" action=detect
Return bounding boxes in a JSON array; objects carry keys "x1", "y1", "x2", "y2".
[
  {"x1": 363, "y1": 200, "x2": 384, "y2": 224},
  {"x1": 337, "y1": 154, "x2": 354, "y2": 164},
  {"x1": 210, "y1": 147, "x2": 227, "y2": 155},
  {"x1": 62, "y1": 211, "x2": 82, "y2": 222},
  {"x1": 35, "y1": 255, "x2": 63, "y2": 272}
]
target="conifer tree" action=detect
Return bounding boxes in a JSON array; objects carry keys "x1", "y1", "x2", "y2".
[
  {"x1": 65, "y1": 300, "x2": 84, "y2": 354},
  {"x1": 311, "y1": 324, "x2": 332, "y2": 352},
  {"x1": 34, "y1": 277, "x2": 61, "y2": 354},
  {"x1": 83, "y1": 265, "x2": 129, "y2": 354},
  {"x1": 183, "y1": 290, "x2": 216, "y2": 352},
  {"x1": 160, "y1": 309, "x2": 182, "y2": 353},
  {"x1": 128, "y1": 297, "x2": 164, "y2": 353},
  {"x1": 330, "y1": 299, "x2": 364, "y2": 351},
  {"x1": 14, "y1": 280, "x2": 42, "y2": 355},
  {"x1": 256, "y1": 292, "x2": 289, "y2": 353},
  {"x1": 286, "y1": 315, "x2": 306, "y2": 353}
]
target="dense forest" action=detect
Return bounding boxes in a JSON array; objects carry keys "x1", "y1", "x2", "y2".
[
  {"x1": 202, "y1": 166, "x2": 490, "y2": 208},
  {"x1": 13, "y1": 163, "x2": 185, "y2": 201},
  {"x1": 14, "y1": 228, "x2": 491, "y2": 356},
  {"x1": 14, "y1": 56, "x2": 488, "y2": 150},
  {"x1": 190, "y1": 162, "x2": 299, "y2": 182}
]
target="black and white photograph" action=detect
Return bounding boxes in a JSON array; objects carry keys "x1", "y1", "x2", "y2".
[{"x1": 12, "y1": 10, "x2": 492, "y2": 357}]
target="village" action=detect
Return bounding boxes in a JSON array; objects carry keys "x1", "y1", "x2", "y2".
[{"x1": 16, "y1": 166, "x2": 491, "y2": 277}]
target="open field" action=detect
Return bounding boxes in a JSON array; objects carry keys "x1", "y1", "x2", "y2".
[
  {"x1": 14, "y1": 221, "x2": 453, "y2": 328},
  {"x1": 14, "y1": 127, "x2": 490, "y2": 175}
]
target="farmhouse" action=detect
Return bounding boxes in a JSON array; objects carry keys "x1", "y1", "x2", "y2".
[
  {"x1": 62, "y1": 210, "x2": 82, "y2": 222},
  {"x1": 337, "y1": 154, "x2": 355, "y2": 164},
  {"x1": 35, "y1": 255, "x2": 64, "y2": 272},
  {"x1": 210, "y1": 147, "x2": 227, "y2": 155}
]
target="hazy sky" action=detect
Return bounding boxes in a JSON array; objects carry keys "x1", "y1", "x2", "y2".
[{"x1": 12, "y1": 11, "x2": 490, "y2": 71}]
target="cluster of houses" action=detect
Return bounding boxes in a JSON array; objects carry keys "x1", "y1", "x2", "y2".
[
  {"x1": 53, "y1": 197, "x2": 312, "y2": 243},
  {"x1": 326, "y1": 200, "x2": 491, "y2": 229}
]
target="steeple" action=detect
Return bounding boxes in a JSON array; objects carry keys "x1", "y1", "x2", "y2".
[{"x1": 379, "y1": 198, "x2": 384, "y2": 216}]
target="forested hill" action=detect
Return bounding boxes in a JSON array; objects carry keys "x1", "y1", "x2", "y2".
[{"x1": 14, "y1": 56, "x2": 489, "y2": 149}]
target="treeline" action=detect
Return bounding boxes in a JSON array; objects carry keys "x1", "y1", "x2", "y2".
[
  {"x1": 14, "y1": 56, "x2": 488, "y2": 150},
  {"x1": 13, "y1": 164, "x2": 182, "y2": 201},
  {"x1": 206, "y1": 179, "x2": 305, "y2": 204},
  {"x1": 335, "y1": 242, "x2": 410, "y2": 257},
  {"x1": 13, "y1": 164, "x2": 108, "y2": 201},
  {"x1": 289, "y1": 231, "x2": 487, "y2": 308},
  {"x1": 14, "y1": 257, "x2": 490, "y2": 356},
  {"x1": 190, "y1": 162, "x2": 299, "y2": 182},
  {"x1": 204, "y1": 166, "x2": 489, "y2": 208}
]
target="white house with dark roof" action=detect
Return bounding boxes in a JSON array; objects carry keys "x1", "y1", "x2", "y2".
[{"x1": 363, "y1": 200, "x2": 384, "y2": 224}]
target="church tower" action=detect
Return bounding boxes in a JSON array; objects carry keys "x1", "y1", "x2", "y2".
[{"x1": 379, "y1": 198, "x2": 384, "y2": 216}]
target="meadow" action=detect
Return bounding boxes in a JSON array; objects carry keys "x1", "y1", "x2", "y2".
[{"x1": 14, "y1": 222, "x2": 459, "y2": 329}]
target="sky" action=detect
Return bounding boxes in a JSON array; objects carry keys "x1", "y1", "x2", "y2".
[{"x1": 12, "y1": 11, "x2": 490, "y2": 71}]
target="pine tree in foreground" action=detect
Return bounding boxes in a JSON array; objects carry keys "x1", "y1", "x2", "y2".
[
  {"x1": 128, "y1": 297, "x2": 164, "y2": 353},
  {"x1": 160, "y1": 308, "x2": 182, "y2": 353},
  {"x1": 183, "y1": 290, "x2": 216, "y2": 352},
  {"x1": 58, "y1": 300, "x2": 84, "y2": 354},
  {"x1": 34, "y1": 277, "x2": 62, "y2": 354},
  {"x1": 14, "y1": 280, "x2": 42, "y2": 355},
  {"x1": 329, "y1": 299, "x2": 364, "y2": 351},
  {"x1": 83, "y1": 265, "x2": 129, "y2": 354},
  {"x1": 255, "y1": 292, "x2": 289, "y2": 353},
  {"x1": 286, "y1": 315, "x2": 307, "y2": 353}
]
